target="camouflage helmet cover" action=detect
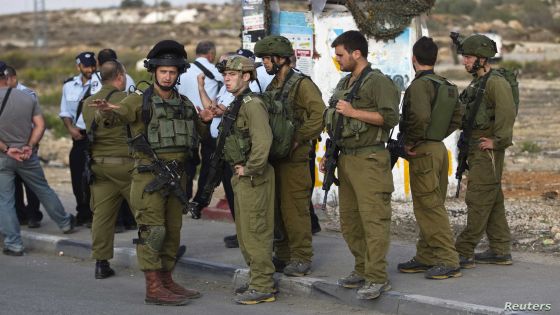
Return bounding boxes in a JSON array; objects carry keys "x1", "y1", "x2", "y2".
[
  {"x1": 254, "y1": 35, "x2": 294, "y2": 57},
  {"x1": 458, "y1": 34, "x2": 497, "y2": 58},
  {"x1": 144, "y1": 39, "x2": 189, "y2": 73},
  {"x1": 224, "y1": 56, "x2": 257, "y2": 80}
]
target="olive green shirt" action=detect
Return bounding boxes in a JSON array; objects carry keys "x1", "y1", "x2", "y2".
[
  {"x1": 463, "y1": 71, "x2": 516, "y2": 151},
  {"x1": 402, "y1": 71, "x2": 462, "y2": 146},
  {"x1": 333, "y1": 67, "x2": 400, "y2": 149},
  {"x1": 268, "y1": 71, "x2": 325, "y2": 145},
  {"x1": 82, "y1": 84, "x2": 129, "y2": 158},
  {"x1": 229, "y1": 93, "x2": 272, "y2": 177}
]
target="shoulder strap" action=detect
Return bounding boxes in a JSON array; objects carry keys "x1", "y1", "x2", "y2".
[
  {"x1": 0, "y1": 88, "x2": 13, "y2": 119},
  {"x1": 141, "y1": 85, "x2": 155, "y2": 127},
  {"x1": 194, "y1": 61, "x2": 223, "y2": 92},
  {"x1": 464, "y1": 71, "x2": 492, "y2": 137},
  {"x1": 76, "y1": 85, "x2": 92, "y2": 124}
]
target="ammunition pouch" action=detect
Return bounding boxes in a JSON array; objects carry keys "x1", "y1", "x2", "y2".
[{"x1": 134, "y1": 225, "x2": 166, "y2": 251}]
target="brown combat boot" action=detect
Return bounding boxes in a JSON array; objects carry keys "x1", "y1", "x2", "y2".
[
  {"x1": 144, "y1": 271, "x2": 189, "y2": 306},
  {"x1": 159, "y1": 271, "x2": 201, "y2": 299}
]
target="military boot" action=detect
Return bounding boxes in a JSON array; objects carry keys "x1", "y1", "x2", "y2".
[
  {"x1": 95, "y1": 260, "x2": 115, "y2": 279},
  {"x1": 424, "y1": 265, "x2": 462, "y2": 280},
  {"x1": 144, "y1": 271, "x2": 189, "y2": 306},
  {"x1": 397, "y1": 258, "x2": 433, "y2": 273},
  {"x1": 337, "y1": 271, "x2": 365, "y2": 289},
  {"x1": 283, "y1": 260, "x2": 311, "y2": 277},
  {"x1": 459, "y1": 255, "x2": 475, "y2": 269},
  {"x1": 159, "y1": 271, "x2": 201, "y2": 299},
  {"x1": 474, "y1": 250, "x2": 513, "y2": 265},
  {"x1": 356, "y1": 281, "x2": 391, "y2": 300},
  {"x1": 234, "y1": 289, "x2": 276, "y2": 305}
]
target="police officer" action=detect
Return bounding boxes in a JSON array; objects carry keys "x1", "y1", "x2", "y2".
[
  {"x1": 82, "y1": 60, "x2": 133, "y2": 279},
  {"x1": 320, "y1": 30, "x2": 399, "y2": 300},
  {"x1": 59, "y1": 52, "x2": 96, "y2": 227},
  {"x1": 90, "y1": 40, "x2": 213, "y2": 306},
  {"x1": 219, "y1": 56, "x2": 276, "y2": 305},
  {"x1": 396, "y1": 37, "x2": 463, "y2": 279},
  {"x1": 454, "y1": 34, "x2": 517, "y2": 267},
  {"x1": 254, "y1": 35, "x2": 325, "y2": 277}
]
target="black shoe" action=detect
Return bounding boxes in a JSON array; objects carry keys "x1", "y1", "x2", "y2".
[
  {"x1": 459, "y1": 255, "x2": 475, "y2": 269},
  {"x1": 425, "y1": 265, "x2": 462, "y2": 280},
  {"x1": 124, "y1": 224, "x2": 137, "y2": 230},
  {"x1": 397, "y1": 258, "x2": 433, "y2": 273},
  {"x1": 114, "y1": 225, "x2": 125, "y2": 234},
  {"x1": 28, "y1": 219, "x2": 41, "y2": 229},
  {"x1": 3, "y1": 248, "x2": 24, "y2": 256},
  {"x1": 474, "y1": 250, "x2": 513, "y2": 265},
  {"x1": 272, "y1": 256, "x2": 286, "y2": 273},
  {"x1": 311, "y1": 224, "x2": 321, "y2": 235},
  {"x1": 95, "y1": 260, "x2": 115, "y2": 279},
  {"x1": 224, "y1": 235, "x2": 239, "y2": 248}
]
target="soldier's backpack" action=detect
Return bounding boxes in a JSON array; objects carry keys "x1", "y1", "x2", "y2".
[
  {"x1": 493, "y1": 68, "x2": 520, "y2": 114},
  {"x1": 259, "y1": 71, "x2": 308, "y2": 160},
  {"x1": 420, "y1": 74, "x2": 460, "y2": 141}
]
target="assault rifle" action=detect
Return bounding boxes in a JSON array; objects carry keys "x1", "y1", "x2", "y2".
[
  {"x1": 186, "y1": 91, "x2": 248, "y2": 219},
  {"x1": 129, "y1": 133, "x2": 190, "y2": 212},
  {"x1": 454, "y1": 71, "x2": 492, "y2": 197},
  {"x1": 321, "y1": 67, "x2": 372, "y2": 212},
  {"x1": 387, "y1": 131, "x2": 406, "y2": 169}
]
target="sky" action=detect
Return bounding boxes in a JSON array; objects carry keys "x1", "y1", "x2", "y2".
[{"x1": 0, "y1": 0, "x2": 230, "y2": 15}]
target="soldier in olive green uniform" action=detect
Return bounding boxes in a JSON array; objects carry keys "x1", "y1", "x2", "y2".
[
  {"x1": 82, "y1": 61, "x2": 133, "y2": 279},
  {"x1": 254, "y1": 36, "x2": 325, "y2": 276},
  {"x1": 321, "y1": 31, "x2": 400, "y2": 300},
  {"x1": 218, "y1": 56, "x2": 276, "y2": 304},
  {"x1": 396, "y1": 37, "x2": 463, "y2": 279},
  {"x1": 454, "y1": 34, "x2": 517, "y2": 267},
  {"x1": 91, "y1": 40, "x2": 213, "y2": 306}
]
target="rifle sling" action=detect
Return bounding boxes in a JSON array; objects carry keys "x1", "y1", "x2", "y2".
[{"x1": 463, "y1": 70, "x2": 492, "y2": 143}]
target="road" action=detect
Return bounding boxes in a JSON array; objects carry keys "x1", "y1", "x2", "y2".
[{"x1": 0, "y1": 252, "x2": 379, "y2": 315}]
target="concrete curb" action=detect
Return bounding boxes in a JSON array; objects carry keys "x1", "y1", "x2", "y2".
[{"x1": 20, "y1": 231, "x2": 531, "y2": 315}]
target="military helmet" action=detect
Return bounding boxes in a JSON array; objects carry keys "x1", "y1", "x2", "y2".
[
  {"x1": 254, "y1": 36, "x2": 294, "y2": 57},
  {"x1": 458, "y1": 34, "x2": 497, "y2": 58},
  {"x1": 224, "y1": 56, "x2": 256, "y2": 80},
  {"x1": 144, "y1": 40, "x2": 189, "y2": 73}
]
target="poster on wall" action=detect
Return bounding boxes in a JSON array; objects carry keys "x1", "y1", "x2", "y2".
[
  {"x1": 242, "y1": 0, "x2": 267, "y2": 50},
  {"x1": 271, "y1": 11, "x2": 314, "y2": 76}
]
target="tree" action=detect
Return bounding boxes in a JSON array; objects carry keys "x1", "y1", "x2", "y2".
[{"x1": 121, "y1": 0, "x2": 145, "y2": 8}]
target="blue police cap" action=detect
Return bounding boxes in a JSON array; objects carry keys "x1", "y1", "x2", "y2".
[
  {"x1": 76, "y1": 52, "x2": 96, "y2": 67},
  {"x1": 236, "y1": 49, "x2": 255, "y2": 61}
]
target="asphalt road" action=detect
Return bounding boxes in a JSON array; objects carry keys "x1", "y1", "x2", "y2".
[{"x1": 0, "y1": 252, "x2": 379, "y2": 315}]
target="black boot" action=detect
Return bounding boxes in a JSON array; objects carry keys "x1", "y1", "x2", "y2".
[{"x1": 95, "y1": 260, "x2": 115, "y2": 279}]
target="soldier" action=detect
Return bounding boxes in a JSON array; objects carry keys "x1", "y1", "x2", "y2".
[
  {"x1": 254, "y1": 35, "x2": 325, "y2": 277},
  {"x1": 218, "y1": 56, "x2": 276, "y2": 305},
  {"x1": 59, "y1": 51, "x2": 97, "y2": 227},
  {"x1": 82, "y1": 60, "x2": 133, "y2": 279},
  {"x1": 90, "y1": 40, "x2": 213, "y2": 306},
  {"x1": 320, "y1": 30, "x2": 400, "y2": 300},
  {"x1": 454, "y1": 34, "x2": 517, "y2": 267},
  {"x1": 396, "y1": 37, "x2": 463, "y2": 279}
]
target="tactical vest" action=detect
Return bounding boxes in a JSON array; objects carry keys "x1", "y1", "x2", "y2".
[
  {"x1": 222, "y1": 94, "x2": 257, "y2": 166},
  {"x1": 325, "y1": 69, "x2": 389, "y2": 148},
  {"x1": 261, "y1": 71, "x2": 307, "y2": 160},
  {"x1": 145, "y1": 94, "x2": 199, "y2": 154},
  {"x1": 460, "y1": 69, "x2": 517, "y2": 131},
  {"x1": 416, "y1": 74, "x2": 459, "y2": 141}
]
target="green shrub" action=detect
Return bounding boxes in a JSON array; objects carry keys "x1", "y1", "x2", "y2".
[
  {"x1": 43, "y1": 112, "x2": 67, "y2": 139},
  {"x1": 520, "y1": 141, "x2": 541, "y2": 153}
]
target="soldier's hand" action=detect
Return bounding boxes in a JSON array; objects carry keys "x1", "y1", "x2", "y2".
[
  {"x1": 336, "y1": 100, "x2": 355, "y2": 117},
  {"x1": 234, "y1": 165, "x2": 244, "y2": 176},
  {"x1": 197, "y1": 73, "x2": 206, "y2": 86},
  {"x1": 478, "y1": 137, "x2": 494, "y2": 150},
  {"x1": 199, "y1": 108, "x2": 214, "y2": 123},
  {"x1": 90, "y1": 99, "x2": 120, "y2": 112},
  {"x1": 405, "y1": 144, "x2": 417, "y2": 156},
  {"x1": 319, "y1": 157, "x2": 326, "y2": 173}
]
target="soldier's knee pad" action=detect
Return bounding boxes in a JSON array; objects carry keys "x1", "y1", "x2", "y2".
[{"x1": 137, "y1": 225, "x2": 166, "y2": 252}]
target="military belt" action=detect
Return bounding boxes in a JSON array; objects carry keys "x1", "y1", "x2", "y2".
[
  {"x1": 340, "y1": 143, "x2": 385, "y2": 156},
  {"x1": 93, "y1": 157, "x2": 134, "y2": 165}
]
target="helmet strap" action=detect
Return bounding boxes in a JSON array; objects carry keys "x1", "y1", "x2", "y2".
[
  {"x1": 154, "y1": 74, "x2": 179, "y2": 91},
  {"x1": 469, "y1": 57, "x2": 485, "y2": 74}
]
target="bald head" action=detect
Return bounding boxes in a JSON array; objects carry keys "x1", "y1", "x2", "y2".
[{"x1": 100, "y1": 60, "x2": 126, "y2": 91}]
